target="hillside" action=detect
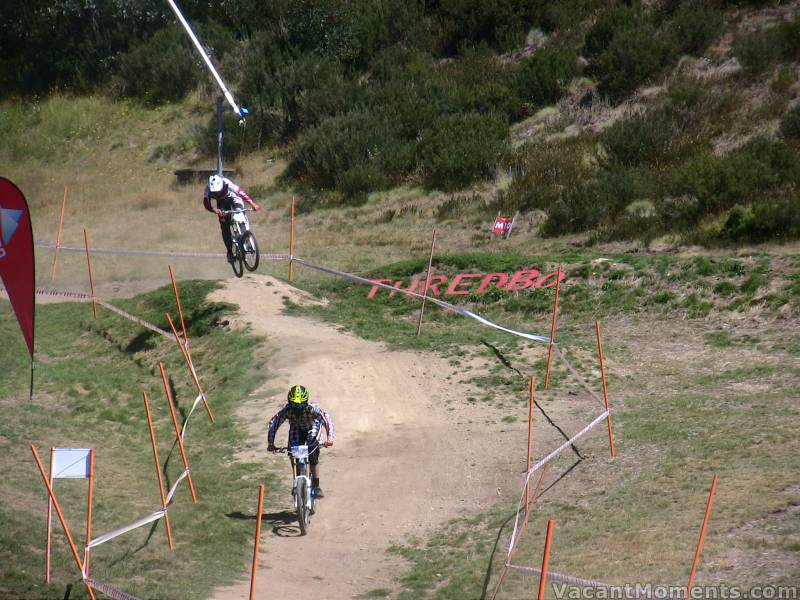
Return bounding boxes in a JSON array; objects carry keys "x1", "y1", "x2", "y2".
[{"x1": 2, "y1": 1, "x2": 800, "y2": 599}]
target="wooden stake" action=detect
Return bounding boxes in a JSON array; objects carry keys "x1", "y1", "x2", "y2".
[
  {"x1": 143, "y1": 391, "x2": 175, "y2": 550},
  {"x1": 30, "y1": 445, "x2": 97, "y2": 600},
  {"x1": 289, "y1": 196, "x2": 296, "y2": 282},
  {"x1": 687, "y1": 474, "x2": 719, "y2": 593},
  {"x1": 83, "y1": 228, "x2": 97, "y2": 319},
  {"x1": 537, "y1": 520, "x2": 555, "y2": 600},
  {"x1": 543, "y1": 266, "x2": 562, "y2": 390},
  {"x1": 168, "y1": 265, "x2": 188, "y2": 345},
  {"x1": 165, "y1": 313, "x2": 215, "y2": 423},
  {"x1": 85, "y1": 449, "x2": 94, "y2": 576},
  {"x1": 45, "y1": 447, "x2": 54, "y2": 583},
  {"x1": 525, "y1": 376, "x2": 535, "y2": 528},
  {"x1": 595, "y1": 321, "x2": 616, "y2": 457},
  {"x1": 50, "y1": 186, "x2": 68, "y2": 284},
  {"x1": 159, "y1": 362, "x2": 198, "y2": 503},
  {"x1": 249, "y1": 484, "x2": 265, "y2": 600},
  {"x1": 416, "y1": 229, "x2": 437, "y2": 337},
  {"x1": 490, "y1": 465, "x2": 549, "y2": 600}
]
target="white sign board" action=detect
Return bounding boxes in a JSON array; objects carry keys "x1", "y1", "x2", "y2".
[{"x1": 52, "y1": 448, "x2": 92, "y2": 479}]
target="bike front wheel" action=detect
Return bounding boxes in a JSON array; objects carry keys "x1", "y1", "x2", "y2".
[
  {"x1": 242, "y1": 231, "x2": 259, "y2": 272},
  {"x1": 295, "y1": 478, "x2": 310, "y2": 535}
]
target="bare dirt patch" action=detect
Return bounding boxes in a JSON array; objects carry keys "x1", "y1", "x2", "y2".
[{"x1": 209, "y1": 274, "x2": 586, "y2": 599}]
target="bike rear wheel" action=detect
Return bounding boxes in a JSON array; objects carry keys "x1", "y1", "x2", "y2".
[
  {"x1": 295, "y1": 477, "x2": 310, "y2": 535},
  {"x1": 242, "y1": 231, "x2": 259, "y2": 272}
]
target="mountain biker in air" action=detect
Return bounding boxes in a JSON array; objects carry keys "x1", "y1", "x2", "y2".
[
  {"x1": 267, "y1": 385, "x2": 335, "y2": 498},
  {"x1": 203, "y1": 174, "x2": 260, "y2": 263}
]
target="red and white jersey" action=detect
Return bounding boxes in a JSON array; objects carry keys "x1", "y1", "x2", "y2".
[{"x1": 203, "y1": 177, "x2": 253, "y2": 212}]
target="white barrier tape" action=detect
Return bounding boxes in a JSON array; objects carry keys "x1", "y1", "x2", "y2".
[
  {"x1": 530, "y1": 410, "x2": 608, "y2": 475},
  {"x1": 506, "y1": 565, "x2": 664, "y2": 598},
  {"x1": 87, "y1": 510, "x2": 166, "y2": 549},
  {"x1": 2, "y1": 286, "x2": 90, "y2": 300},
  {"x1": 85, "y1": 579, "x2": 143, "y2": 600},
  {"x1": 166, "y1": 469, "x2": 190, "y2": 505},
  {"x1": 95, "y1": 299, "x2": 176, "y2": 341},
  {"x1": 180, "y1": 393, "x2": 205, "y2": 440},
  {"x1": 506, "y1": 410, "x2": 609, "y2": 557},
  {"x1": 292, "y1": 258, "x2": 551, "y2": 344},
  {"x1": 35, "y1": 242, "x2": 288, "y2": 261}
]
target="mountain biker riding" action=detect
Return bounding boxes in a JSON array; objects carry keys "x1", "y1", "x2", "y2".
[
  {"x1": 203, "y1": 174, "x2": 260, "y2": 263},
  {"x1": 267, "y1": 385, "x2": 334, "y2": 498}
]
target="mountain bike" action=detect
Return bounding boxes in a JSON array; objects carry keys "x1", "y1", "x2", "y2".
[
  {"x1": 275, "y1": 445, "x2": 317, "y2": 535},
  {"x1": 220, "y1": 207, "x2": 259, "y2": 277}
]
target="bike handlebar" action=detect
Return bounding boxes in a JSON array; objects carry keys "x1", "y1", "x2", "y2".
[{"x1": 219, "y1": 208, "x2": 255, "y2": 214}]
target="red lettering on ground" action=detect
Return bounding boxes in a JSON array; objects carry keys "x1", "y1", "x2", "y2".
[
  {"x1": 391, "y1": 279, "x2": 421, "y2": 298},
  {"x1": 446, "y1": 273, "x2": 482, "y2": 295},
  {"x1": 534, "y1": 271, "x2": 567, "y2": 288},
  {"x1": 367, "y1": 279, "x2": 393, "y2": 299},
  {"x1": 477, "y1": 273, "x2": 509, "y2": 294},
  {"x1": 506, "y1": 269, "x2": 541, "y2": 291},
  {"x1": 424, "y1": 275, "x2": 448, "y2": 296}
]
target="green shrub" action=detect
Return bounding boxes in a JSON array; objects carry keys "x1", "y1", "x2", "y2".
[
  {"x1": 596, "y1": 24, "x2": 667, "y2": 100},
  {"x1": 504, "y1": 136, "x2": 598, "y2": 211},
  {"x1": 416, "y1": 112, "x2": 508, "y2": 190},
  {"x1": 583, "y1": 5, "x2": 641, "y2": 61},
  {"x1": 670, "y1": 138, "x2": 800, "y2": 224},
  {"x1": 718, "y1": 197, "x2": 800, "y2": 244},
  {"x1": 512, "y1": 47, "x2": 580, "y2": 107},
  {"x1": 780, "y1": 106, "x2": 800, "y2": 140},
  {"x1": 542, "y1": 168, "x2": 640, "y2": 236},
  {"x1": 665, "y1": 1, "x2": 723, "y2": 55},
  {"x1": 115, "y1": 26, "x2": 202, "y2": 105},
  {"x1": 285, "y1": 108, "x2": 409, "y2": 197},
  {"x1": 734, "y1": 18, "x2": 800, "y2": 75}
]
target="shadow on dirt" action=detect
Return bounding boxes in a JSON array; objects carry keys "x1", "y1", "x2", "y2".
[{"x1": 226, "y1": 510, "x2": 302, "y2": 537}]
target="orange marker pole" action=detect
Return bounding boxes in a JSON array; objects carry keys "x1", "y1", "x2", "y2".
[
  {"x1": 50, "y1": 186, "x2": 68, "y2": 284},
  {"x1": 537, "y1": 520, "x2": 555, "y2": 600},
  {"x1": 687, "y1": 474, "x2": 719, "y2": 593},
  {"x1": 143, "y1": 391, "x2": 175, "y2": 550},
  {"x1": 595, "y1": 321, "x2": 616, "y2": 457},
  {"x1": 525, "y1": 376, "x2": 535, "y2": 528},
  {"x1": 85, "y1": 449, "x2": 94, "y2": 576},
  {"x1": 165, "y1": 313, "x2": 214, "y2": 423},
  {"x1": 159, "y1": 362, "x2": 198, "y2": 503},
  {"x1": 45, "y1": 447, "x2": 54, "y2": 583},
  {"x1": 83, "y1": 228, "x2": 97, "y2": 319},
  {"x1": 543, "y1": 266, "x2": 562, "y2": 390},
  {"x1": 249, "y1": 484, "x2": 265, "y2": 600},
  {"x1": 289, "y1": 196, "x2": 296, "y2": 282},
  {"x1": 416, "y1": 229, "x2": 437, "y2": 337},
  {"x1": 168, "y1": 265, "x2": 188, "y2": 345},
  {"x1": 30, "y1": 445, "x2": 97, "y2": 600}
]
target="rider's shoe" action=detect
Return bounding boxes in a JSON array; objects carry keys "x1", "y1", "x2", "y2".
[
  {"x1": 226, "y1": 252, "x2": 235, "y2": 264},
  {"x1": 313, "y1": 487, "x2": 324, "y2": 498}
]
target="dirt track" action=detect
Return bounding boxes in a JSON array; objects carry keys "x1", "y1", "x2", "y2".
[{"x1": 209, "y1": 274, "x2": 537, "y2": 599}]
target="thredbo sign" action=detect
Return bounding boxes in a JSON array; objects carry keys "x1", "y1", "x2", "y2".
[{"x1": 367, "y1": 269, "x2": 566, "y2": 299}]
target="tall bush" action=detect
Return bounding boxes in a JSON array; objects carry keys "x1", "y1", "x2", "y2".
[{"x1": 416, "y1": 112, "x2": 508, "y2": 190}]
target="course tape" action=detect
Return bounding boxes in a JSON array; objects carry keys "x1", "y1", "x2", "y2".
[
  {"x1": 85, "y1": 579, "x2": 143, "y2": 600},
  {"x1": 505, "y1": 565, "x2": 669, "y2": 598},
  {"x1": 506, "y1": 410, "x2": 609, "y2": 560},
  {"x1": 95, "y1": 299, "x2": 175, "y2": 341},
  {"x1": 36, "y1": 241, "x2": 288, "y2": 261},
  {"x1": 87, "y1": 510, "x2": 166, "y2": 549},
  {"x1": 293, "y1": 257, "x2": 552, "y2": 344}
]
